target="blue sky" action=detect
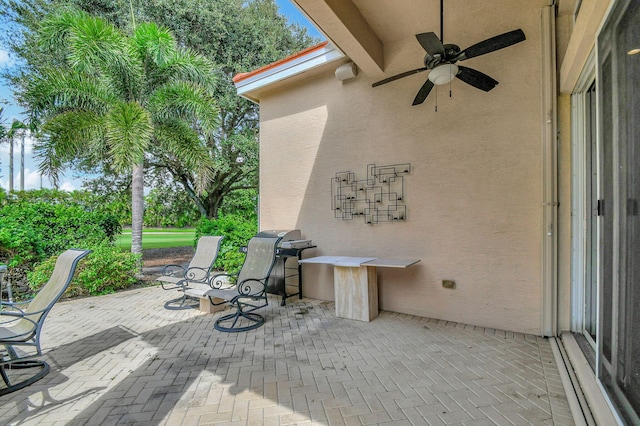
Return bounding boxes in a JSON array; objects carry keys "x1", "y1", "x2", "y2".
[
  {"x1": 276, "y1": 0, "x2": 323, "y2": 39},
  {"x1": 0, "y1": 0, "x2": 323, "y2": 192}
]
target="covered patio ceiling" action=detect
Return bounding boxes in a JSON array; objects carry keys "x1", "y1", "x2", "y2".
[{"x1": 292, "y1": 0, "x2": 579, "y2": 76}]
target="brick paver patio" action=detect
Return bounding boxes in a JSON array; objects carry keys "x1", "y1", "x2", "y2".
[{"x1": 0, "y1": 286, "x2": 573, "y2": 425}]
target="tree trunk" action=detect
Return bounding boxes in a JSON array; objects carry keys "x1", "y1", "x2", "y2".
[
  {"x1": 20, "y1": 134, "x2": 25, "y2": 191},
  {"x1": 131, "y1": 161, "x2": 145, "y2": 258},
  {"x1": 8, "y1": 139, "x2": 13, "y2": 192}
]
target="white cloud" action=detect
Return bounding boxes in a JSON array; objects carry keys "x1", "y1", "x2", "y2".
[
  {"x1": 59, "y1": 181, "x2": 76, "y2": 192},
  {"x1": 0, "y1": 49, "x2": 12, "y2": 66},
  {"x1": 0, "y1": 131, "x2": 35, "y2": 156},
  {"x1": 24, "y1": 168, "x2": 44, "y2": 190},
  {"x1": 1, "y1": 168, "x2": 43, "y2": 191},
  {"x1": 1, "y1": 170, "x2": 77, "y2": 192}
]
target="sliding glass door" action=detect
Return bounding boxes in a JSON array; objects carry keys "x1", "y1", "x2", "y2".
[{"x1": 597, "y1": 0, "x2": 640, "y2": 422}]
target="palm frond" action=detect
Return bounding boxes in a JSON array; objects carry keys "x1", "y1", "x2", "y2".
[
  {"x1": 67, "y1": 15, "x2": 129, "y2": 70},
  {"x1": 105, "y1": 101, "x2": 153, "y2": 172},
  {"x1": 33, "y1": 140, "x2": 64, "y2": 187},
  {"x1": 41, "y1": 110, "x2": 106, "y2": 160},
  {"x1": 33, "y1": 109, "x2": 103, "y2": 186},
  {"x1": 133, "y1": 22, "x2": 176, "y2": 67},
  {"x1": 26, "y1": 69, "x2": 117, "y2": 119},
  {"x1": 38, "y1": 9, "x2": 91, "y2": 53},
  {"x1": 161, "y1": 48, "x2": 219, "y2": 89},
  {"x1": 149, "y1": 81, "x2": 220, "y2": 133},
  {"x1": 154, "y1": 120, "x2": 214, "y2": 192},
  {"x1": 39, "y1": 10, "x2": 144, "y2": 101}
]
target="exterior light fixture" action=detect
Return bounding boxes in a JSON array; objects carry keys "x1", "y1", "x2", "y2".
[{"x1": 335, "y1": 62, "x2": 358, "y2": 81}]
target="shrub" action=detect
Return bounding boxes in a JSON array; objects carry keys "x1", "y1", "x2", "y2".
[
  {"x1": 27, "y1": 244, "x2": 140, "y2": 298},
  {"x1": 195, "y1": 214, "x2": 257, "y2": 274},
  {"x1": 0, "y1": 202, "x2": 118, "y2": 265},
  {"x1": 0, "y1": 194, "x2": 127, "y2": 299}
]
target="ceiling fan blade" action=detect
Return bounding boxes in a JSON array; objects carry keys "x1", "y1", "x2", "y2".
[
  {"x1": 412, "y1": 79, "x2": 435, "y2": 105},
  {"x1": 372, "y1": 67, "x2": 428, "y2": 87},
  {"x1": 457, "y1": 29, "x2": 525, "y2": 60},
  {"x1": 455, "y1": 66, "x2": 498, "y2": 91},
  {"x1": 416, "y1": 32, "x2": 444, "y2": 56}
]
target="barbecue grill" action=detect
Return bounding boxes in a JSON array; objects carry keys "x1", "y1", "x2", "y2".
[{"x1": 244, "y1": 230, "x2": 315, "y2": 305}]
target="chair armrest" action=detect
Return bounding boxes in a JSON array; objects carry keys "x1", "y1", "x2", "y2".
[
  {"x1": 161, "y1": 264, "x2": 187, "y2": 277},
  {"x1": 209, "y1": 273, "x2": 237, "y2": 290},
  {"x1": 0, "y1": 311, "x2": 28, "y2": 319},
  {"x1": 182, "y1": 266, "x2": 212, "y2": 283},
  {"x1": 236, "y1": 278, "x2": 267, "y2": 296}
]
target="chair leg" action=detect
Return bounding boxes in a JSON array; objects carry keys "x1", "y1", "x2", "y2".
[
  {"x1": 214, "y1": 299, "x2": 266, "y2": 332},
  {"x1": 164, "y1": 292, "x2": 199, "y2": 310},
  {"x1": 0, "y1": 360, "x2": 51, "y2": 396}
]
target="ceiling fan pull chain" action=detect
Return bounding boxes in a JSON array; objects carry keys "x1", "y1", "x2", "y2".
[{"x1": 435, "y1": 86, "x2": 438, "y2": 112}]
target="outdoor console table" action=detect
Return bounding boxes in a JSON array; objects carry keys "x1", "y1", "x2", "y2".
[{"x1": 299, "y1": 256, "x2": 420, "y2": 322}]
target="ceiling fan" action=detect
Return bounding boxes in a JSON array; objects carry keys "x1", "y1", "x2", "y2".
[{"x1": 372, "y1": 0, "x2": 526, "y2": 106}]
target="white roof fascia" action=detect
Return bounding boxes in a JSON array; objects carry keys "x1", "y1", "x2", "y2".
[{"x1": 235, "y1": 43, "x2": 345, "y2": 98}]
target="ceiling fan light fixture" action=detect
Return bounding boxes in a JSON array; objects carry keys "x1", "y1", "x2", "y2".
[{"x1": 428, "y1": 64, "x2": 458, "y2": 85}]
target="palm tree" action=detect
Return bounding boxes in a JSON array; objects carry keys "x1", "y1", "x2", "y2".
[
  {"x1": 6, "y1": 119, "x2": 27, "y2": 193},
  {"x1": 0, "y1": 108, "x2": 5, "y2": 184},
  {"x1": 25, "y1": 10, "x2": 219, "y2": 255},
  {"x1": 0, "y1": 107, "x2": 5, "y2": 160}
]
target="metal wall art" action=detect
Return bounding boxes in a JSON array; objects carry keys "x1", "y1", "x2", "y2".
[{"x1": 331, "y1": 163, "x2": 411, "y2": 224}]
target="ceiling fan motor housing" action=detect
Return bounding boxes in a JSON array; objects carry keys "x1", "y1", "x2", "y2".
[
  {"x1": 424, "y1": 44, "x2": 461, "y2": 69},
  {"x1": 443, "y1": 44, "x2": 461, "y2": 58}
]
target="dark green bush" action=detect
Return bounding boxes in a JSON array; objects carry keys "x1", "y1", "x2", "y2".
[
  {"x1": 27, "y1": 244, "x2": 140, "y2": 298},
  {"x1": 195, "y1": 214, "x2": 257, "y2": 275},
  {"x1": 0, "y1": 202, "x2": 118, "y2": 267},
  {"x1": 0, "y1": 193, "x2": 131, "y2": 299}
]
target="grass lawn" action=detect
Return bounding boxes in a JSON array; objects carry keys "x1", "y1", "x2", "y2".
[{"x1": 115, "y1": 228, "x2": 196, "y2": 250}]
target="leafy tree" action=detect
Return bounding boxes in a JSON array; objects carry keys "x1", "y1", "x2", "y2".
[
  {"x1": 81, "y1": 174, "x2": 133, "y2": 225},
  {"x1": 123, "y1": 0, "x2": 318, "y2": 218},
  {"x1": 1, "y1": 0, "x2": 318, "y2": 219},
  {"x1": 143, "y1": 175, "x2": 200, "y2": 228},
  {"x1": 22, "y1": 10, "x2": 219, "y2": 254}
]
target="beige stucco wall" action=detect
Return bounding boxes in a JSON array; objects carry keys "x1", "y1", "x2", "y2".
[{"x1": 258, "y1": 1, "x2": 548, "y2": 334}]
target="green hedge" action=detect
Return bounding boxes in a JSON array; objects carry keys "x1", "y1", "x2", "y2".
[
  {"x1": 0, "y1": 195, "x2": 136, "y2": 299},
  {"x1": 195, "y1": 214, "x2": 257, "y2": 275},
  {"x1": 0, "y1": 202, "x2": 120, "y2": 266},
  {"x1": 27, "y1": 244, "x2": 140, "y2": 297}
]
